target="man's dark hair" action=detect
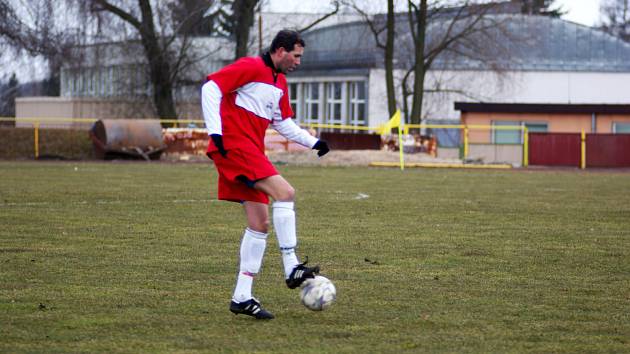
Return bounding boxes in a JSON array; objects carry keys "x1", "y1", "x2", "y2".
[{"x1": 270, "y1": 30, "x2": 305, "y2": 53}]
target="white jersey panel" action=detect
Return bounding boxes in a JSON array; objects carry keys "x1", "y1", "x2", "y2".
[{"x1": 235, "y1": 82, "x2": 284, "y2": 121}]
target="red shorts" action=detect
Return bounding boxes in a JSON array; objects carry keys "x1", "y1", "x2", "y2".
[{"x1": 208, "y1": 148, "x2": 278, "y2": 204}]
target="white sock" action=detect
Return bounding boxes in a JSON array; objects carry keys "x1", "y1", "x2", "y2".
[
  {"x1": 232, "y1": 228, "x2": 267, "y2": 303},
  {"x1": 272, "y1": 201, "x2": 300, "y2": 278},
  {"x1": 233, "y1": 273, "x2": 253, "y2": 303}
]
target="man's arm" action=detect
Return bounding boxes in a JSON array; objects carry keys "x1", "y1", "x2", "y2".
[
  {"x1": 201, "y1": 80, "x2": 227, "y2": 157},
  {"x1": 272, "y1": 118, "x2": 330, "y2": 156}
]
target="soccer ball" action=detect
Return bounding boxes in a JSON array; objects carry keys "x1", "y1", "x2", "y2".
[{"x1": 300, "y1": 275, "x2": 336, "y2": 311}]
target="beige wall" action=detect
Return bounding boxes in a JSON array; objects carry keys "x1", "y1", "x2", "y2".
[
  {"x1": 596, "y1": 114, "x2": 630, "y2": 133},
  {"x1": 16, "y1": 97, "x2": 202, "y2": 129},
  {"x1": 469, "y1": 145, "x2": 523, "y2": 166},
  {"x1": 462, "y1": 112, "x2": 630, "y2": 143}
]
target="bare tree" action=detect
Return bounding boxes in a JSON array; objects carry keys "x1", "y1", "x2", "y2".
[
  {"x1": 337, "y1": 1, "x2": 513, "y2": 125},
  {"x1": 0, "y1": 0, "x2": 81, "y2": 96},
  {"x1": 212, "y1": 0, "x2": 340, "y2": 60},
  {"x1": 232, "y1": 0, "x2": 260, "y2": 59},
  {"x1": 297, "y1": 2, "x2": 341, "y2": 33},
  {"x1": 343, "y1": 0, "x2": 397, "y2": 118},
  {"x1": 404, "y1": 1, "x2": 512, "y2": 125},
  {"x1": 0, "y1": 0, "x2": 222, "y2": 121},
  {"x1": 518, "y1": 0, "x2": 565, "y2": 17},
  {"x1": 209, "y1": 0, "x2": 260, "y2": 59},
  {"x1": 0, "y1": 73, "x2": 19, "y2": 118},
  {"x1": 87, "y1": 0, "x2": 213, "y2": 120},
  {"x1": 600, "y1": 0, "x2": 630, "y2": 42}
]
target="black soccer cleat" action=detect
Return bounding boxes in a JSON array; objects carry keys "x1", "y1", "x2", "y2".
[
  {"x1": 286, "y1": 258, "x2": 320, "y2": 289},
  {"x1": 229, "y1": 298, "x2": 274, "y2": 320}
]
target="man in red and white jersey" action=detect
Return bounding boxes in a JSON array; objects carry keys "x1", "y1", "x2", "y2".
[{"x1": 201, "y1": 30, "x2": 330, "y2": 320}]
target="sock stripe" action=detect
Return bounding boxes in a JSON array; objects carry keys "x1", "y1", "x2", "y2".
[
  {"x1": 272, "y1": 201, "x2": 294, "y2": 210},
  {"x1": 245, "y1": 228, "x2": 268, "y2": 239}
]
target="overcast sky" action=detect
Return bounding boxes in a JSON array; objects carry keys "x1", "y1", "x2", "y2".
[
  {"x1": 555, "y1": 0, "x2": 602, "y2": 26},
  {"x1": 265, "y1": 0, "x2": 604, "y2": 27},
  {"x1": 0, "y1": 0, "x2": 608, "y2": 83}
]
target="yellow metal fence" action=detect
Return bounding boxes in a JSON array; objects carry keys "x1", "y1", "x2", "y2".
[{"x1": 1, "y1": 117, "x2": 536, "y2": 167}]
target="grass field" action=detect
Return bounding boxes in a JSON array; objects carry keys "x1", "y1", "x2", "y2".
[{"x1": 1, "y1": 161, "x2": 629, "y2": 353}]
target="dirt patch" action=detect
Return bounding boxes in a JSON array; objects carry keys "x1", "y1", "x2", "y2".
[
  {"x1": 268, "y1": 150, "x2": 462, "y2": 166},
  {"x1": 162, "y1": 149, "x2": 462, "y2": 166}
]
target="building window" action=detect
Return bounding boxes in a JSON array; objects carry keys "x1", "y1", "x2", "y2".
[
  {"x1": 492, "y1": 121, "x2": 547, "y2": 144},
  {"x1": 525, "y1": 122, "x2": 548, "y2": 133},
  {"x1": 90, "y1": 69, "x2": 97, "y2": 96},
  {"x1": 288, "y1": 80, "x2": 368, "y2": 127},
  {"x1": 349, "y1": 81, "x2": 366, "y2": 126},
  {"x1": 61, "y1": 70, "x2": 70, "y2": 96},
  {"x1": 289, "y1": 83, "x2": 301, "y2": 122},
  {"x1": 75, "y1": 72, "x2": 80, "y2": 96},
  {"x1": 304, "y1": 82, "x2": 321, "y2": 124},
  {"x1": 81, "y1": 69, "x2": 87, "y2": 96},
  {"x1": 132, "y1": 65, "x2": 148, "y2": 96},
  {"x1": 96, "y1": 68, "x2": 102, "y2": 96},
  {"x1": 613, "y1": 122, "x2": 630, "y2": 133},
  {"x1": 325, "y1": 82, "x2": 344, "y2": 125},
  {"x1": 68, "y1": 72, "x2": 75, "y2": 96},
  {"x1": 493, "y1": 121, "x2": 520, "y2": 144},
  {"x1": 106, "y1": 67, "x2": 113, "y2": 96}
]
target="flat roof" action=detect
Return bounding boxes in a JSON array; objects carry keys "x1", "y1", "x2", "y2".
[{"x1": 454, "y1": 102, "x2": 630, "y2": 114}]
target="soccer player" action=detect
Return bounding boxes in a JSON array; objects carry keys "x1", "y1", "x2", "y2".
[{"x1": 201, "y1": 30, "x2": 330, "y2": 320}]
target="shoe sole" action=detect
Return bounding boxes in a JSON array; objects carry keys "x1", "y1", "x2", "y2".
[{"x1": 230, "y1": 308, "x2": 274, "y2": 320}]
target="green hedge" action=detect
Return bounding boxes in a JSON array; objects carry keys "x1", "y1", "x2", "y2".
[{"x1": 0, "y1": 127, "x2": 94, "y2": 160}]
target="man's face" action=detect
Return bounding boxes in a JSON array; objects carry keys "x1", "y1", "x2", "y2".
[{"x1": 276, "y1": 44, "x2": 304, "y2": 74}]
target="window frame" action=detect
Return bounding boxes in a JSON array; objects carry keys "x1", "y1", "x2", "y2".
[
  {"x1": 304, "y1": 82, "x2": 322, "y2": 124},
  {"x1": 613, "y1": 122, "x2": 630, "y2": 134},
  {"x1": 286, "y1": 77, "x2": 368, "y2": 127},
  {"x1": 288, "y1": 82, "x2": 301, "y2": 123},
  {"x1": 325, "y1": 81, "x2": 346, "y2": 125},
  {"x1": 492, "y1": 120, "x2": 548, "y2": 144},
  {"x1": 349, "y1": 81, "x2": 367, "y2": 126}
]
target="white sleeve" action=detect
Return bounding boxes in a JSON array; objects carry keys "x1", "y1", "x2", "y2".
[
  {"x1": 272, "y1": 118, "x2": 318, "y2": 148},
  {"x1": 201, "y1": 80, "x2": 223, "y2": 135}
]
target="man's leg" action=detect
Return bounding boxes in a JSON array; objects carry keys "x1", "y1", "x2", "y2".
[
  {"x1": 255, "y1": 175, "x2": 319, "y2": 288},
  {"x1": 229, "y1": 201, "x2": 274, "y2": 319}
]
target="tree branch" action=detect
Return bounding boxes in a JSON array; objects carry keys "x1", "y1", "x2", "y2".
[
  {"x1": 342, "y1": 0, "x2": 387, "y2": 49},
  {"x1": 299, "y1": 1, "x2": 340, "y2": 33},
  {"x1": 92, "y1": 0, "x2": 142, "y2": 31}
]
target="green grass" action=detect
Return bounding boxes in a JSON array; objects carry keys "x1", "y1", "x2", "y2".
[{"x1": 1, "y1": 161, "x2": 629, "y2": 353}]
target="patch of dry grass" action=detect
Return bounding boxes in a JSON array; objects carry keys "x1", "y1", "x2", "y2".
[{"x1": 1, "y1": 162, "x2": 629, "y2": 353}]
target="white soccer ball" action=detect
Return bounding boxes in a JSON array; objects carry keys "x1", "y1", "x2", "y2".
[{"x1": 300, "y1": 275, "x2": 336, "y2": 311}]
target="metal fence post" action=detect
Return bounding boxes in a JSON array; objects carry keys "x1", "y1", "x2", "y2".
[
  {"x1": 34, "y1": 122, "x2": 40, "y2": 159},
  {"x1": 523, "y1": 126, "x2": 529, "y2": 167},
  {"x1": 581, "y1": 129, "x2": 586, "y2": 169}
]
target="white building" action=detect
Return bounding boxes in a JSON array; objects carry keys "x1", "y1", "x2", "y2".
[
  {"x1": 17, "y1": 11, "x2": 630, "y2": 140},
  {"x1": 291, "y1": 14, "x2": 630, "y2": 134}
]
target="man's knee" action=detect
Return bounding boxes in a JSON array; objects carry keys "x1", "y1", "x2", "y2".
[
  {"x1": 276, "y1": 185, "x2": 295, "y2": 202},
  {"x1": 248, "y1": 218, "x2": 270, "y2": 233}
]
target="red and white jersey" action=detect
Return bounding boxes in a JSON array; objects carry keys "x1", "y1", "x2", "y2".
[{"x1": 203, "y1": 55, "x2": 294, "y2": 153}]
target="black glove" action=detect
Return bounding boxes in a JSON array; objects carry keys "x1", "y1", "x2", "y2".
[
  {"x1": 313, "y1": 140, "x2": 330, "y2": 157},
  {"x1": 210, "y1": 134, "x2": 228, "y2": 158}
]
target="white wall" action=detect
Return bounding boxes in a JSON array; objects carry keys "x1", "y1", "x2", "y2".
[
  {"x1": 374, "y1": 69, "x2": 630, "y2": 123},
  {"x1": 367, "y1": 69, "x2": 390, "y2": 126},
  {"x1": 511, "y1": 71, "x2": 630, "y2": 104}
]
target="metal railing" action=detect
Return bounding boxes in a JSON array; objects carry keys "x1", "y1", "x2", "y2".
[{"x1": 1, "y1": 117, "x2": 535, "y2": 167}]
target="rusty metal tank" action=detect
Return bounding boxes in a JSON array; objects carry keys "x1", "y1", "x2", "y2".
[{"x1": 90, "y1": 119, "x2": 166, "y2": 160}]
